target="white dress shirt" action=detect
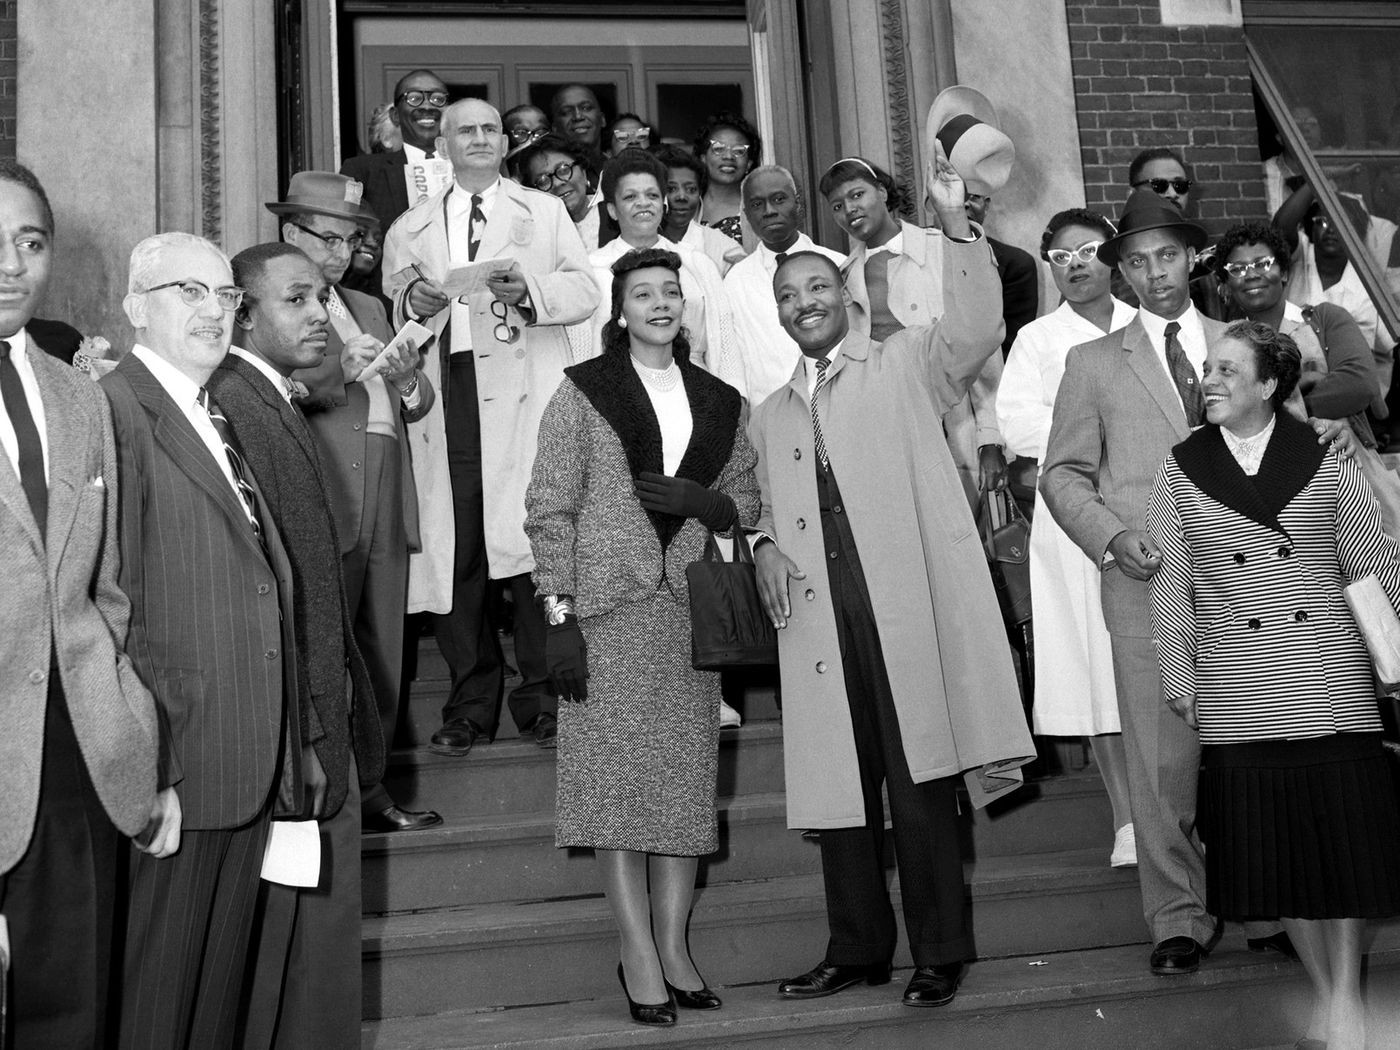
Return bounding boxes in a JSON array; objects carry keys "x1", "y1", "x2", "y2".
[
  {"x1": 131, "y1": 344, "x2": 254, "y2": 526},
  {"x1": 446, "y1": 178, "x2": 503, "y2": 354},
  {"x1": 0, "y1": 328, "x2": 50, "y2": 483},
  {"x1": 723, "y1": 233, "x2": 845, "y2": 407},
  {"x1": 1138, "y1": 303, "x2": 1208, "y2": 415},
  {"x1": 802, "y1": 339, "x2": 844, "y2": 401},
  {"x1": 1221, "y1": 413, "x2": 1276, "y2": 476}
]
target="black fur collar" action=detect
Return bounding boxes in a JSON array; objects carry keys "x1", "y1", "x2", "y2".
[
  {"x1": 1170, "y1": 412, "x2": 1327, "y2": 535},
  {"x1": 566, "y1": 349, "x2": 740, "y2": 548}
]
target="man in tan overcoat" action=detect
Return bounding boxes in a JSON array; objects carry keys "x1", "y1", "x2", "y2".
[{"x1": 749, "y1": 145, "x2": 1033, "y2": 1010}]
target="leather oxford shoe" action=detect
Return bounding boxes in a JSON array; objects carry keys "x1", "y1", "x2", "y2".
[
  {"x1": 429, "y1": 718, "x2": 479, "y2": 756},
  {"x1": 778, "y1": 959, "x2": 891, "y2": 999},
  {"x1": 1247, "y1": 930, "x2": 1298, "y2": 960},
  {"x1": 362, "y1": 804, "x2": 443, "y2": 834},
  {"x1": 1150, "y1": 936, "x2": 1204, "y2": 975},
  {"x1": 902, "y1": 962, "x2": 963, "y2": 1007}
]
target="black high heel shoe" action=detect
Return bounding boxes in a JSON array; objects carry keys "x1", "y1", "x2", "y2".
[
  {"x1": 665, "y1": 978, "x2": 722, "y2": 1010},
  {"x1": 617, "y1": 963, "x2": 677, "y2": 1027}
]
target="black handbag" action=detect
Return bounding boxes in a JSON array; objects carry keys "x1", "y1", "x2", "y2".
[
  {"x1": 686, "y1": 531, "x2": 779, "y2": 670},
  {"x1": 981, "y1": 491, "x2": 1033, "y2": 628}
]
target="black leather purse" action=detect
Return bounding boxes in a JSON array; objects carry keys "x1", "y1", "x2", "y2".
[
  {"x1": 686, "y1": 531, "x2": 779, "y2": 670},
  {"x1": 981, "y1": 491, "x2": 1033, "y2": 628}
]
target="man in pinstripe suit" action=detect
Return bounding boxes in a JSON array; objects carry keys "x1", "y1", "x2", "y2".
[{"x1": 103, "y1": 232, "x2": 304, "y2": 1050}]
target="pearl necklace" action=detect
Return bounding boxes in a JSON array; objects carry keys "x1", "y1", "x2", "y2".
[{"x1": 632, "y1": 356, "x2": 682, "y2": 392}]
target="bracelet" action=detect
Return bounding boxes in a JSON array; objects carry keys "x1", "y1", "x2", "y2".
[{"x1": 396, "y1": 372, "x2": 419, "y2": 399}]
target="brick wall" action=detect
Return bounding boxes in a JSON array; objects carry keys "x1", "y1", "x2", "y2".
[
  {"x1": 0, "y1": 0, "x2": 12, "y2": 161},
  {"x1": 1065, "y1": 0, "x2": 1267, "y2": 239}
]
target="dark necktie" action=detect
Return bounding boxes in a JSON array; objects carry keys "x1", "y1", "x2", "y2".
[
  {"x1": 197, "y1": 387, "x2": 264, "y2": 541},
  {"x1": 0, "y1": 339, "x2": 47, "y2": 535},
  {"x1": 423, "y1": 148, "x2": 436, "y2": 160},
  {"x1": 811, "y1": 357, "x2": 831, "y2": 471},
  {"x1": 468, "y1": 193, "x2": 485, "y2": 262},
  {"x1": 775, "y1": 252, "x2": 788, "y2": 267},
  {"x1": 1163, "y1": 321, "x2": 1204, "y2": 427}
]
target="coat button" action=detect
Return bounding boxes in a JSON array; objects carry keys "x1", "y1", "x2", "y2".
[
  {"x1": 515, "y1": 348, "x2": 526, "y2": 359},
  {"x1": 1295, "y1": 609, "x2": 1308, "y2": 622},
  {"x1": 265, "y1": 648, "x2": 278, "y2": 660},
  {"x1": 816, "y1": 661, "x2": 827, "y2": 673},
  {"x1": 28, "y1": 668, "x2": 45, "y2": 684},
  {"x1": 1277, "y1": 546, "x2": 1291, "y2": 558},
  {"x1": 909, "y1": 303, "x2": 918, "y2": 311},
  {"x1": 257, "y1": 583, "x2": 270, "y2": 595},
  {"x1": 828, "y1": 550, "x2": 838, "y2": 560},
  {"x1": 796, "y1": 518, "x2": 806, "y2": 529},
  {"x1": 794, "y1": 448, "x2": 802, "y2": 460},
  {"x1": 352, "y1": 461, "x2": 361, "y2": 469},
  {"x1": 805, "y1": 589, "x2": 815, "y2": 601},
  {"x1": 833, "y1": 504, "x2": 843, "y2": 514},
  {"x1": 353, "y1": 422, "x2": 362, "y2": 431},
  {"x1": 519, "y1": 394, "x2": 528, "y2": 403},
  {"x1": 1233, "y1": 552, "x2": 1246, "y2": 564},
  {"x1": 1248, "y1": 618, "x2": 1262, "y2": 630}
]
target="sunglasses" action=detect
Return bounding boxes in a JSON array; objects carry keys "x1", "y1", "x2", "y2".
[
  {"x1": 146, "y1": 279, "x2": 245, "y2": 312},
  {"x1": 1046, "y1": 241, "x2": 1104, "y2": 267},
  {"x1": 530, "y1": 161, "x2": 577, "y2": 191},
  {"x1": 491, "y1": 299, "x2": 520, "y2": 344},
  {"x1": 397, "y1": 90, "x2": 448, "y2": 109},
  {"x1": 1222, "y1": 256, "x2": 1276, "y2": 279},
  {"x1": 1133, "y1": 177, "x2": 1193, "y2": 196}
]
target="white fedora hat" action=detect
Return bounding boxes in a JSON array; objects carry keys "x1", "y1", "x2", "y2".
[{"x1": 925, "y1": 85, "x2": 1016, "y2": 197}]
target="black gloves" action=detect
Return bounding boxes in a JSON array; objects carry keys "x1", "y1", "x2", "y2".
[
  {"x1": 546, "y1": 618, "x2": 589, "y2": 703},
  {"x1": 634, "y1": 471, "x2": 738, "y2": 532}
]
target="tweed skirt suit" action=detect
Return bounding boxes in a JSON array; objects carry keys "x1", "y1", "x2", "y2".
[{"x1": 526, "y1": 350, "x2": 759, "y2": 855}]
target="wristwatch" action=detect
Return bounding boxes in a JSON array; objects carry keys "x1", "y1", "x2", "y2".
[{"x1": 541, "y1": 594, "x2": 576, "y2": 625}]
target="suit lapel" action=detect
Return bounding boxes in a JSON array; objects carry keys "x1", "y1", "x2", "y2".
[
  {"x1": 0, "y1": 439, "x2": 38, "y2": 551},
  {"x1": 385, "y1": 150, "x2": 410, "y2": 219},
  {"x1": 476, "y1": 181, "x2": 526, "y2": 264},
  {"x1": 1122, "y1": 318, "x2": 1190, "y2": 438},
  {"x1": 222, "y1": 357, "x2": 326, "y2": 489},
  {"x1": 30, "y1": 344, "x2": 86, "y2": 560}
]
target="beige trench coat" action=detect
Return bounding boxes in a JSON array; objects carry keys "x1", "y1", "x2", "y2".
[
  {"x1": 749, "y1": 235, "x2": 1033, "y2": 829},
  {"x1": 383, "y1": 177, "x2": 600, "y2": 612}
]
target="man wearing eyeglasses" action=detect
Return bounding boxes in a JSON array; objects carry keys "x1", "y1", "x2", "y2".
[
  {"x1": 272, "y1": 171, "x2": 442, "y2": 836},
  {"x1": 384, "y1": 98, "x2": 600, "y2": 756},
  {"x1": 101, "y1": 232, "x2": 304, "y2": 1048}
]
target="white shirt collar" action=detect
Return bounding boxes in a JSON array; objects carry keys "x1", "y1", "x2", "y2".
[
  {"x1": 1283, "y1": 300, "x2": 1305, "y2": 324},
  {"x1": 1137, "y1": 302, "x2": 1201, "y2": 344},
  {"x1": 866, "y1": 229, "x2": 904, "y2": 257},
  {"x1": 449, "y1": 177, "x2": 500, "y2": 216},
  {"x1": 131, "y1": 344, "x2": 208, "y2": 409},
  {"x1": 2, "y1": 326, "x2": 29, "y2": 361},
  {"x1": 230, "y1": 347, "x2": 295, "y2": 404},
  {"x1": 404, "y1": 142, "x2": 434, "y2": 163},
  {"x1": 758, "y1": 233, "x2": 810, "y2": 271},
  {"x1": 1220, "y1": 413, "x2": 1277, "y2": 475},
  {"x1": 802, "y1": 338, "x2": 845, "y2": 398}
]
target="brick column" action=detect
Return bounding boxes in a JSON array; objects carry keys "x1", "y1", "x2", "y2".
[{"x1": 0, "y1": 0, "x2": 14, "y2": 161}]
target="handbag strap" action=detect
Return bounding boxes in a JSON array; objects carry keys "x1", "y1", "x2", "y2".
[{"x1": 705, "y1": 529, "x2": 758, "y2": 565}]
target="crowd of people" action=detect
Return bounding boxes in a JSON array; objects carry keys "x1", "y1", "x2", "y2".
[{"x1": 2, "y1": 61, "x2": 1399, "y2": 1050}]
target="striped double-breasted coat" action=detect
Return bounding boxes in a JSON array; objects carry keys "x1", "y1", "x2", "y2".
[{"x1": 1146, "y1": 412, "x2": 1400, "y2": 745}]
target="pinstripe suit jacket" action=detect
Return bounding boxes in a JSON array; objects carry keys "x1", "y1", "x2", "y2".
[
  {"x1": 1, "y1": 338, "x2": 158, "y2": 874},
  {"x1": 1147, "y1": 416, "x2": 1400, "y2": 744},
  {"x1": 102, "y1": 353, "x2": 302, "y2": 830},
  {"x1": 1040, "y1": 311, "x2": 1228, "y2": 638}
]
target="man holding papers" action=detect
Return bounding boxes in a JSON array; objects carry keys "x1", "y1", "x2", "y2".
[
  {"x1": 383, "y1": 98, "x2": 599, "y2": 756},
  {"x1": 275, "y1": 171, "x2": 442, "y2": 834}
]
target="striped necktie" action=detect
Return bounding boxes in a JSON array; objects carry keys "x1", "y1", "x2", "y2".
[
  {"x1": 1163, "y1": 321, "x2": 1204, "y2": 427},
  {"x1": 811, "y1": 356, "x2": 831, "y2": 471},
  {"x1": 197, "y1": 387, "x2": 263, "y2": 540},
  {"x1": 0, "y1": 339, "x2": 47, "y2": 535}
]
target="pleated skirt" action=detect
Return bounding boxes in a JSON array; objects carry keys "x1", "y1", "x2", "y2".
[{"x1": 1199, "y1": 732, "x2": 1400, "y2": 921}]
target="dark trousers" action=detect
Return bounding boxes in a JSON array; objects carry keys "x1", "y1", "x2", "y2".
[
  {"x1": 118, "y1": 808, "x2": 271, "y2": 1050},
  {"x1": 0, "y1": 677, "x2": 119, "y2": 1049},
  {"x1": 344, "y1": 433, "x2": 408, "y2": 813},
  {"x1": 433, "y1": 353, "x2": 553, "y2": 737},
  {"x1": 815, "y1": 467, "x2": 972, "y2": 969},
  {"x1": 241, "y1": 753, "x2": 361, "y2": 1050}
]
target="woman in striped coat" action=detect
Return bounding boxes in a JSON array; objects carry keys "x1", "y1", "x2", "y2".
[{"x1": 1146, "y1": 320, "x2": 1400, "y2": 1050}]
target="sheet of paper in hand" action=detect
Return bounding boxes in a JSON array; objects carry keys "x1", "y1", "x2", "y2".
[
  {"x1": 440, "y1": 259, "x2": 517, "y2": 300},
  {"x1": 358, "y1": 319, "x2": 434, "y2": 381}
]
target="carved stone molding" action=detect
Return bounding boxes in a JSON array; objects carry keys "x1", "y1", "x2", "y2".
[
  {"x1": 877, "y1": 0, "x2": 915, "y2": 217},
  {"x1": 199, "y1": 0, "x2": 222, "y2": 243}
]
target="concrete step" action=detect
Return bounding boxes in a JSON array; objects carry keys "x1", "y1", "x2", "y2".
[
  {"x1": 360, "y1": 926, "x2": 1400, "y2": 1049},
  {"x1": 362, "y1": 792, "x2": 821, "y2": 914},
  {"x1": 361, "y1": 850, "x2": 1146, "y2": 1020}
]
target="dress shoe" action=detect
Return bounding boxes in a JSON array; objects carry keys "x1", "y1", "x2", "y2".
[
  {"x1": 777, "y1": 959, "x2": 891, "y2": 999},
  {"x1": 429, "y1": 718, "x2": 479, "y2": 756},
  {"x1": 362, "y1": 804, "x2": 443, "y2": 834},
  {"x1": 532, "y1": 713, "x2": 558, "y2": 749},
  {"x1": 1247, "y1": 930, "x2": 1298, "y2": 960},
  {"x1": 1150, "y1": 936, "x2": 1204, "y2": 975},
  {"x1": 617, "y1": 964, "x2": 676, "y2": 1027},
  {"x1": 902, "y1": 962, "x2": 964, "y2": 1007},
  {"x1": 665, "y1": 979, "x2": 722, "y2": 1010},
  {"x1": 1110, "y1": 823, "x2": 1137, "y2": 868},
  {"x1": 719, "y1": 699, "x2": 743, "y2": 729}
]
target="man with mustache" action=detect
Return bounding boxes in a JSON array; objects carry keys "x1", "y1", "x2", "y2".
[
  {"x1": 205, "y1": 241, "x2": 386, "y2": 1049},
  {"x1": 275, "y1": 171, "x2": 440, "y2": 835},
  {"x1": 384, "y1": 98, "x2": 599, "y2": 756}
]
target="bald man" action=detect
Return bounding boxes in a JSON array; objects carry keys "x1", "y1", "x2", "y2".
[{"x1": 383, "y1": 98, "x2": 599, "y2": 758}]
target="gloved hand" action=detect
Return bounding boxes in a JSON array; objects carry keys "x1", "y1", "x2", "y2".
[
  {"x1": 546, "y1": 618, "x2": 589, "y2": 703},
  {"x1": 634, "y1": 471, "x2": 737, "y2": 532}
]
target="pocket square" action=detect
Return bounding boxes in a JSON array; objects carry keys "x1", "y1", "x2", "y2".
[{"x1": 91, "y1": 475, "x2": 105, "y2": 489}]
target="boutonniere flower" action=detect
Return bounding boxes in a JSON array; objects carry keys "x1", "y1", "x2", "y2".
[
  {"x1": 73, "y1": 336, "x2": 118, "y2": 379},
  {"x1": 510, "y1": 216, "x2": 533, "y2": 246}
]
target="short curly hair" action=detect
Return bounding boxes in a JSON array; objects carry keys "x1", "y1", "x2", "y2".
[
  {"x1": 693, "y1": 111, "x2": 762, "y2": 171},
  {"x1": 598, "y1": 150, "x2": 669, "y2": 205},
  {"x1": 654, "y1": 145, "x2": 707, "y2": 197},
  {"x1": 1221, "y1": 318, "x2": 1302, "y2": 409},
  {"x1": 818, "y1": 157, "x2": 912, "y2": 219},
  {"x1": 1039, "y1": 208, "x2": 1116, "y2": 260},
  {"x1": 601, "y1": 247, "x2": 693, "y2": 363},
  {"x1": 1212, "y1": 222, "x2": 1292, "y2": 281}
]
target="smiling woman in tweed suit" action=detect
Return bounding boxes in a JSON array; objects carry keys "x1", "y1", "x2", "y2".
[
  {"x1": 1147, "y1": 320, "x2": 1400, "y2": 1050},
  {"x1": 525, "y1": 247, "x2": 759, "y2": 1027}
]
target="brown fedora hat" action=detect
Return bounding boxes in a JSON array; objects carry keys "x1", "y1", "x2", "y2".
[
  {"x1": 1097, "y1": 187, "x2": 1207, "y2": 266},
  {"x1": 925, "y1": 85, "x2": 1016, "y2": 197},
  {"x1": 266, "y1": 171, "x2": 380, "y2": 228}
]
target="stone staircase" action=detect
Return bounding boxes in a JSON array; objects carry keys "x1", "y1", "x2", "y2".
[{"x1": 360, "y1": 634, "x2": 1400, "y2": 1049}]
